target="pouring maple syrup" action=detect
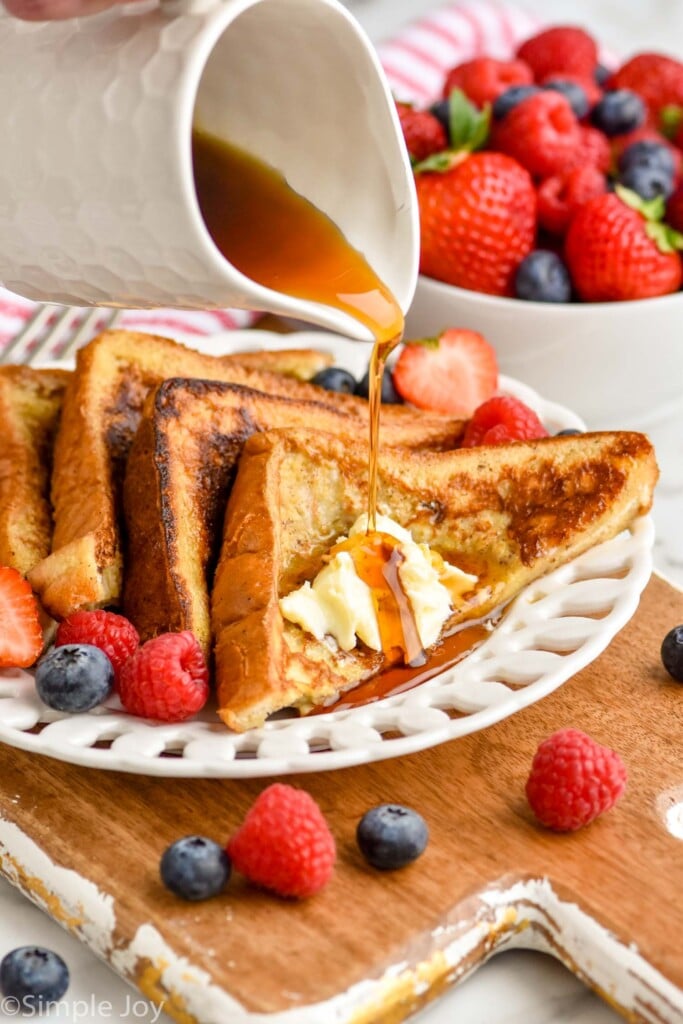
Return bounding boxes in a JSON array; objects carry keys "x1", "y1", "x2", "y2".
[{"x1": 193, "y1": 128, "x2": 418, "y2": 663}]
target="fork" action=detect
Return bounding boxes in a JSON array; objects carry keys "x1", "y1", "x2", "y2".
[{"x1": 1, "y1": 304, "x2": 123, "y2": 366}]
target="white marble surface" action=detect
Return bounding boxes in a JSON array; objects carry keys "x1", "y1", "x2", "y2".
[{"x1": 0, "y1": 2, "x2": 681, "y2": 1024}]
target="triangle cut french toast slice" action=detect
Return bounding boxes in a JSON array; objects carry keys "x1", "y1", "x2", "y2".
[
  {"x1": 28, "y1": 331, "x2": 463, "y2": 619},
  {"x1": 211, "y1": 427, "x2": 658, "y2": 732},
  {"x1": 0, "y1": 365, "x2": 70, "y2": 577},
  {"x1": 124, "y1": 378, "x2": 395, "y2": 652}
]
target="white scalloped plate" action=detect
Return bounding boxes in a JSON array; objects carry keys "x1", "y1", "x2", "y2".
[{"x1": 0, "y1": 330, "x2": 654, "y2": 777}]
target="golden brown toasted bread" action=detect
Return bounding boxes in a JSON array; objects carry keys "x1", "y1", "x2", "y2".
[
  {"x1": 0, "y1": 366, "x2": 70, "y2": 576},
  {"x1": 122, "y1": 377, "x2": 463, "y2": 652},
  {"x1": 28, "y1": 330, "x2": 463, "y2": 619},
  {"x1": 211, "y1": 428, "x2": 658, "y2": 731}
]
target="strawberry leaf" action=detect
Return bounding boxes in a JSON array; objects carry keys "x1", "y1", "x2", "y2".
[
  {"x1": 447, "y1": 89, "x2": 491, "y2": 152},
  {"x1": 644, "y1": 220, "x2": 683, "y2": 254},
  {"x1": 412, "y1": 150, "x2": 469, "y2": 174},
  {"x1": 406, "y1": 335, "x2": 441, "y2": 350},
  {"x1": 614, "y1": 184, "x2": 666, "y2": 222}
]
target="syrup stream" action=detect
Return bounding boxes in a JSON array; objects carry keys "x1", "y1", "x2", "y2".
[{"x1": 193, "y1": 129, "x2": 417, "y2": 663}]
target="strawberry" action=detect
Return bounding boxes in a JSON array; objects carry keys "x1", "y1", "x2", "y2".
[
  {"x1": 666, "y1": 183, "x2": 683, "y2": 233},
  {"x1": 462, "y1": 395, "x2": 548, "y2": 447},
  {"x1": 392, "y1": 329, "x2": 498, "y2": 416},
  {"x1": 565, "y1": 187, "x2": 683, "y2": 301},
  {"x1": 395, "y1": 102, "x2": 447, "y2": 163},
  {"x1": 415, "y1": 151, "x2": 536, "y2": 295},
  {"x1": 0, "y1": 566, "x2": 43, "y2": 669},
  {"x1": 442, "y1": 57, "x2": 533, "y2": 108},
  {"x1": 492, "y1": 92, "x2": 583, "y2": 179},
  {"x1": 537, "y1": 165, "x2": 607, "y2": 235},
  {"x1": 608, "y1": 54, "x2": 683, "y2": 122},
  {"x1": 516, "y1": 26, "x2": 598, "y2": 82}
]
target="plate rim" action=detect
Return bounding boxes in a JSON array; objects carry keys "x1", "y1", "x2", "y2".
[{"x1": 0, "y1": 329, "x2": 651, "y2": 777}]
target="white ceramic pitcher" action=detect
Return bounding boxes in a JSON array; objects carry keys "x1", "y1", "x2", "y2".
[{"x1": 0, "y1": 0, "x2": 418, "y2": 340}]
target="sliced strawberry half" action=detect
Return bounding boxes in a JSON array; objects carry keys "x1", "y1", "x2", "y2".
[
  {"x1": 392, "y1": 329, "x2": 498, "y2": 416},
  {"x1": 0, "y1": 566, "x2": 44, "y2": 668}
]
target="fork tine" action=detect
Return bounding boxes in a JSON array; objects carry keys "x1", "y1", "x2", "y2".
[
  {"x1": 1, "y1": 304, "x2": 55, "y2": 365},
  {"x1": 2, "y1": 305, "x2": 126, "y2": 368},
  {"x1": 32, "y1": 306, "x2": 82, "y2": 363},
  {"x1": 58, "y1": 307, "x2": 122, "y2": 361}
]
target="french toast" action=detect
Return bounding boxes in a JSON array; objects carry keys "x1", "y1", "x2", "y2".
[
  {"x1": 123, "y1": 377, "x2": 464, "y2": 652},
  {"x1": 28, "y1": 330, "x2": 464, "y2": 619},
  {"x1": 0, "y1": 366, "x2": 70, "y2": 576},
  {"x1": 211, "y1": 428, "x2": 658, "y2": 731}
]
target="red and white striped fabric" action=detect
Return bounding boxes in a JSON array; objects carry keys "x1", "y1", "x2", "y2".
[
  {"x1": 378, "y1": 0, "x2": 540, "y2": 103},
  {"x1": 0, "y1": 292, "x2": 258, "y2": 354},
  {"x1": 0, "y1": 1, "x2": 540, "y2": 355}
]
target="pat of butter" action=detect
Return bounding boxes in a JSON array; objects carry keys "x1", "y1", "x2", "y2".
[
  {"x1": 279, "y1": 514, "x2": 477, "y2": 653},
  {"x1": 279, "y1": 550, "x2": 380, "y2": 652}
]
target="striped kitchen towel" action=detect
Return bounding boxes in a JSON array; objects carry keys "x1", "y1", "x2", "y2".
[{"x1": 378, "y1": 0, "x2": 539, "y2": 103}]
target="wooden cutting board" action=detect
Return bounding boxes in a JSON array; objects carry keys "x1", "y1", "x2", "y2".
[{"x1": 0, "y1": 574, "x2": 681, "y2": 1024}]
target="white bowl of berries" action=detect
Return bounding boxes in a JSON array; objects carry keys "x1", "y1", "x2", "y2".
[{"x1": 399, "y1": 25, "x2": 683, "y2": 430}]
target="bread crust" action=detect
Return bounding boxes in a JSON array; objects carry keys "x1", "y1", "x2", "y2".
[
  {"x1": 29, "y1": 330, "x2": 463, "y2": 619},
  {"x1": 211, "y1": 428, "x2": 658, "y2": 731}
]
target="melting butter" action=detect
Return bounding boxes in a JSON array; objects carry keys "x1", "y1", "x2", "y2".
[{"x1": 279, "y1": 514, "x2": 477, "y2": 653}]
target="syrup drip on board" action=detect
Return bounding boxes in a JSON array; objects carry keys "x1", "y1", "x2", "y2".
[{"x1": 192, "y1": 128, "x2": 415, "y2": 662}]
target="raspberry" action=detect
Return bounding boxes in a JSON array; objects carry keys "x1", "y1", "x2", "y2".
[
  {"x1": 442, "y1": 57, "x2": 533, "y2": 108},
  {"x1": 492, "y1": 92, "x2": 582, "y2": 179},
  {"x1": 55, "y1": 610, "x2": 139, "y2": 682},
  {"x1": 461, "y1": 395, "x2": 548, "y2": 448},
  {"x1": 526, "y1": 728, "x2": 627, "y2": 831},
  {"x1": 537, "y1": 166, "x2": 607, "y2": 235},
  {"x1": 227, "y1": 783, "x2": 336, "y2": 899},
  {"x1": 118, "y1": 631, "x2": 208, "y2": 722},
  {"x1": 395, "y1": 102, "x2": 447, "y2": 163},
  {"x1": 576, "y1": 125, "x2": 611, "y2": 173},
  {"x1": 516, "y1": 26, "x2": 598, "y2": 82}
]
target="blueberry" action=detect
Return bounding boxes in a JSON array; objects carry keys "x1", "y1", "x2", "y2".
[
  {"x1": 356, "y1": 804, "x2": 428, "y2": 870},
  {"x1": 544, "y1": 78, "x2": 589, "y2": 119},
  {"x1": 594, "y1": 63, "x2": 611, "y2": 86},
  {"x1": 35, "y1": 644, "x2": 114, "y2": 713},
  {"x1": 591, "y1": 89, "x2": 646, "y2": 136},
  {"x1": 556, "y1": 428, "x2": 583, "y2": 436},
  {"x1": 618, "y1": 163, "x2": 674, "y2": 200},
  {"x1": 661, "y1": 625, "x2": 683, "y2": 683},
  {"x1": 0, "y1": 947, "x2": 69, "y2": 1007},
  {"x1": 618, "y1": 139, "x2": 677, "y2": 178},
  {"x1": 311, "y1": 366, "x2": 357, "y2": 395},
  {"x1": 428, "y1": 98, "x2": 451, "y2": 142},
  {"x1": 355, "y1": 367, "x2": 403, "y2": 404},
  {"x1": 160, "y1": 836, "x2": 231, "y2": 901},
  {"x1": 514, "y1": 251, "x2": 572, "y2": 304},
  {"x1": 492, "y1": 84, "x2": 540, "y2": 120}
]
